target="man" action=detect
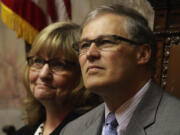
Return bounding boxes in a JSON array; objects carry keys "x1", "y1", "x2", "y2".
[{"x1": 60, "y1": 4, "x2": 180, "y2": 135}]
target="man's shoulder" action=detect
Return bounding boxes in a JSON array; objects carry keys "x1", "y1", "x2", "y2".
[
  {"x1": 150, "y1": 81, "x2": 180, "y2": 114},
  {"x1": 160, "y1": 91, "x2": 180, "y2": 113},
  {"x1": 60, "y1": 103, "x2": 104, "y2": 135},
  {"x1": 146, "y1": 91, "x2": 180, "y2": 134},
  {"x1": 68, "y1": 103, "x2": 104, "y2": 126}
]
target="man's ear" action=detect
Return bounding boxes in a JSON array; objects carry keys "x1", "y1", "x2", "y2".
[{"x1": 136, "y1": 44, "x2": 151, "y2": 65}]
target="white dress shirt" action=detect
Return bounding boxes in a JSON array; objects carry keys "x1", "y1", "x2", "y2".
[{"x1": 102, "y1": 80, "x2": 151, "y2": 135}]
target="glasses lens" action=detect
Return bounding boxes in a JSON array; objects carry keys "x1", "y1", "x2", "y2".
[
  {"x1": 27, "y1": 57, "x2": 44, "y2": 69},
  {"x1": 49, "y1": 60, "x2": 66, "y2": 72},
  {"x1": 32, "y1": 57, "x2": 44, "y2": 69},
  {"x1": 78, "y1": 36, "x2": 120, "y2": 54},
  {"x1": 79, "y1": 40, "x2": 91, "y2": 54},
  {"x1": 97, "y1": 36, "x2": 117, "y2": 44},
  {"x1": 95, "y1": 36, "x2": 118, "y2": 50}
]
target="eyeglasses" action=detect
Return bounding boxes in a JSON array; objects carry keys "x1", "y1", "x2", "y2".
[
  {"x1": 73, "y1": 34, "x2": 141, "y2": 54},
  {"x1": 27, "y1": 56, "x2": 75, "y2": 74}
]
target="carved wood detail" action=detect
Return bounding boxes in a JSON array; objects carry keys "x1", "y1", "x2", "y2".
[
  {"x1": 154, "y1": 31, "x2": 180, "y2": 88},
  {"x1": 149, "y1": 0, "x2": 180, "y2": 98}
]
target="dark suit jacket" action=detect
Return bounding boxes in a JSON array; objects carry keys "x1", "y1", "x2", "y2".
[
  {"x1": 60, "y1": 81, "x2": 180, "y2": 135},
  {"x1": 14, "y1": 112, "x2": 79, "y2": 135}
]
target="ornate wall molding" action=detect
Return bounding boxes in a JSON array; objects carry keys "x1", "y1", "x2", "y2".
[
  {"x1": 154, "y1": 31, "x2": 180, "y2": 37},
  {"x1": 154, "y1": 31, "x2": 180, "y2": 88}
]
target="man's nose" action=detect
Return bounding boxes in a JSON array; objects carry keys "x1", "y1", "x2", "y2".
[
  {"x1": 86, "y1": 43, "x2": 101, "y2": 60},
  {"x1": 39, "y1": 64, "x2": 52, "y2": 80}
]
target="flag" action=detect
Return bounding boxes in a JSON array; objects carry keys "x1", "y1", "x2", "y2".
[{"x1": 0, "y1": 0, "x2": 71, "y2": 44}]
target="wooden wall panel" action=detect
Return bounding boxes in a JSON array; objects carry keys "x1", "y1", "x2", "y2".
[
  {"x1": 154, "y1": 10, "x2": 168, "y2": 31},
  {"x1": 166, "y1": 42, "x2": 180, "y2": 98},
  {"x1": 168, "y1": 9, "x2": 180, "y2": 30},
  {"x1": 150, "y1": 0, "x2": 180, "y2": 98}
]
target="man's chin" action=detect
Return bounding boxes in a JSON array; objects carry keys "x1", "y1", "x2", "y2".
[{"x1": 86, "y1": 85, "x2": 105, "y2": 95}]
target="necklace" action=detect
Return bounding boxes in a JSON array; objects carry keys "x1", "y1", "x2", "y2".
[{"x1": 34, "y1": 123, "x2": 44, "y2": 135}]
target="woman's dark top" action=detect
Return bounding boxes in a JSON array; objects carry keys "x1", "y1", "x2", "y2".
[{"x1": 14, "y1": 112, "x2": 79, "y2": 135}]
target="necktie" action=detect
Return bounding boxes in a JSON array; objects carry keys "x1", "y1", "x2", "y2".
[{"x1": 104, "y1": 112, "x2": 118, "y2": 135}]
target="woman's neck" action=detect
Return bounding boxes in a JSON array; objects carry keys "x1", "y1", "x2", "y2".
[{"x1": 42, "y1": 105, "x2": 72, "y2": 135}]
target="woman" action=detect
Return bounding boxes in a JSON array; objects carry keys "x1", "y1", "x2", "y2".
[{"x1": 15, "y1": 22, "x2": 100, "y2": 135}]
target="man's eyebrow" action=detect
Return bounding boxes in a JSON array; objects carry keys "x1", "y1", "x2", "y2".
[{"x1": 80, "y1": 35, "x2": 113, "y2": 41}]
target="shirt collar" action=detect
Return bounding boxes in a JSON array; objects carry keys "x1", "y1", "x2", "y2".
[{"x1": 104, "y1": 79, "x2": 151, "y2": 130}]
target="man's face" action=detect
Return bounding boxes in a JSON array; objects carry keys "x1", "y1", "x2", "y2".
[{"x1": 79, "y1": 14, "x2": 139, "y2": 95}]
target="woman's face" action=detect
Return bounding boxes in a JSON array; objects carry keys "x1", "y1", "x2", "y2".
[{"x1": 29, "y1": 49, "x2": 79, "y2": 105}]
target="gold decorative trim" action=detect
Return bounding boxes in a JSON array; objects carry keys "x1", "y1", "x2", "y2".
[{"x1": 1, "y1": 2, "x2": 39, "y2": 44}]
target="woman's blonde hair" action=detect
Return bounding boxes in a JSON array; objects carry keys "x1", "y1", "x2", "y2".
[{"x1": 23, "y1": 22, "x2": 93, "y2": 126}]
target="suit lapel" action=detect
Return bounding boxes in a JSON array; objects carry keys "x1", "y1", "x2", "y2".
[
  {"x1": 83, "y1": 114, "x2": 104, "y2": 135},
  {"x1": 125, "y1": 81, "x2": 164, "y2": 135},
  {"x1": 83, "y1": 103, "x2": 105, "y2": 135}
]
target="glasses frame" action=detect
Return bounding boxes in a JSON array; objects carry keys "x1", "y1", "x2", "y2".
[
  {"x1": 73, "y1": 34, "x2": 142, "y2": 54},
  {"x1": 27, "y1": 56, "x2": 76, "y2": 73}
]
